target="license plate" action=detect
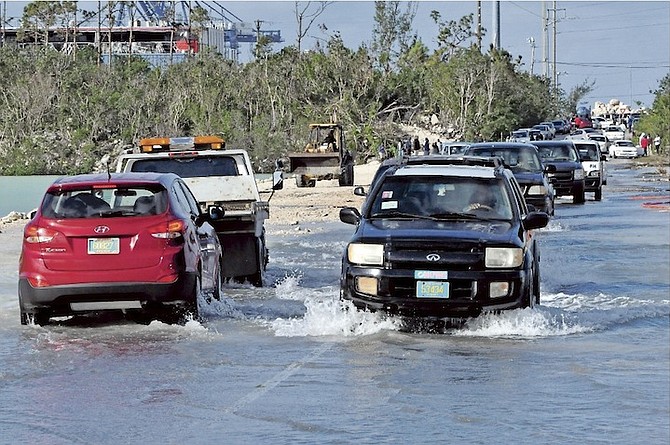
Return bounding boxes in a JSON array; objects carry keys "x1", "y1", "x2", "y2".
[
  {"x1": 416, "y1": 281, "x2": 449, "y2": 299},
  {"x1": 87, "y1": 238, "x2": 120, "y2": 255}
]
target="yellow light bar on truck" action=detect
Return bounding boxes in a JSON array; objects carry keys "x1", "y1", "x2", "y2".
[{"x1": 139, "y1": 135, "x2": 225, "y2": 153}]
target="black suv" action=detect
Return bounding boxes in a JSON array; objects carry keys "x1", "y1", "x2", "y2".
[
  {"x1": 532, "y1": 140, "x2": 585, "y2": 204},
  {"x1": 465, "y1": 142, "x2": 555, "y2": 216},
  {"x1": 339, "y1": 157, "x2": 550, "y2": 320}
]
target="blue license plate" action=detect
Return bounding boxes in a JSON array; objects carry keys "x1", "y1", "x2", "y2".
[{"x1": 416, "y1": 281, "x2": 449, "y2": 299}]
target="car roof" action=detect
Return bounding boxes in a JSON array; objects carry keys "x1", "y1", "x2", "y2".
[
  {"x1": 532, "y1": 140, "x2": 576, "y2": 147},
  {"x1": 468, "y1": 142, "x2": 538, "y2": 150},
  {"x1": 48, "y1": 172, "x2": 179, "y2": 191}
]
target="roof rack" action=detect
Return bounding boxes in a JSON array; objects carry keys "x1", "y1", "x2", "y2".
[{"x1": 403, "y1": 155, "x2": 504, "y2": 169}]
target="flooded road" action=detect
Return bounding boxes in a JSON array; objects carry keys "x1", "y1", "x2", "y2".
[{"x1": 1, "y1": 160, "x2": 668, "y2": 444}]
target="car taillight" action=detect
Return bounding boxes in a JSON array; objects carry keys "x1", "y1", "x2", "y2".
[
  {"x1": 24, "y1": 226, "x2": 59, "y2": 244},
  {"x1": 150, "y1": 220, "x2": 186, "y2": 239}
]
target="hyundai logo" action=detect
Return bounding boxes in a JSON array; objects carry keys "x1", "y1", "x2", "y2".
[
  {"x1": 94, "y1": 225, "x2": 110, "y2": 234},
  {"x1": 426, "y1": 253, "x2": 441, "y2": 262}
]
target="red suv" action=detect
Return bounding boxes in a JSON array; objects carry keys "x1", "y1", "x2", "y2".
[{"x1": 18, "y1": 172, "x2": 224, "y2": 325}]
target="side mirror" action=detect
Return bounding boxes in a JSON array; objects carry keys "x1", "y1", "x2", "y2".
[
  {"x1": 272, "y1": 170, "x2": 283, "y2": 190},
  {"x1": 523, "y1": 211, "x2": 550, "y2": 230},
  {"x1": 202, "y1": 205, "x2": 225, "y2": 223},
  {"x1": 544, "y1": 164, "x2": 557, "y2": 173},
  {"x1": 353, "y1": 186, "x2": 366, "y2": 197},
  {"x1": 340, "y1": 207, "x2": 361, "y2": 225}
]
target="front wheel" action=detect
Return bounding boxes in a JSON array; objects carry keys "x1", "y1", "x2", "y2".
[
  {"x1": 595, "y1": 186, "x2": 602, "y2": 201},
  {"x1": 573, "y1": 184, "x2": 585, "y2": 204}
]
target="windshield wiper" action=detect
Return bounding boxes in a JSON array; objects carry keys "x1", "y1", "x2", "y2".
[
  {"x1": 428, "y1": 212, "x2": 481, "y2": 220},
  {"x1": 99, "y1": 210, "x2": 135, "y2": 217}
]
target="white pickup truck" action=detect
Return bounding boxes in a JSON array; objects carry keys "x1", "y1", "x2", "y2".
[{"x1": 116, "y1": 136, "x2": 283, "y2": 286}]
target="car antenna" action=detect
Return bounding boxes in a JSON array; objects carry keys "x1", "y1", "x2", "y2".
[{"x1": 106, "y1": 160, "x2": 112, "y2": 181}]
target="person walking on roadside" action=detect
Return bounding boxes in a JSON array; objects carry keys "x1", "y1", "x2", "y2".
[
  {"x1": 653, "y1": 135, "x2": 661, "y2": 155},
  {"x1": 423, "y1": 138, "x2": 430, "y2": 156}
]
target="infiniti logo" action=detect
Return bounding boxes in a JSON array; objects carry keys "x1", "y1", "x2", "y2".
[
  {"x1": 94, "y1": 225, "x2": 110, "y2": 234},
  {"x1": 426, "y1": 253, "x2": 441, "y2": 262}
]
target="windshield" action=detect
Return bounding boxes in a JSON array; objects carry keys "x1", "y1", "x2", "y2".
[
  {"x1": 41, "y1": 186, "x2": 168, "y2": 218},
  {"x1": 467, "y1": 147, "x2": 542, "y2": 172},
  {"x1": 536, "y1": 144, "x2": 579, "y2": 162},
  {"x1": 131, "y1": 156, "x2": 239, "y2": 178},
  {"x1": 577, "y1": 145, "x2": 600, "y2": 161},
  {"x1": 369, "y1": 176, "x2": 513, "y2": 221}
]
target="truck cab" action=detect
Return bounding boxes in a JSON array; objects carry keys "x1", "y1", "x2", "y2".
[{"x1": 116, "y1": 136, "x2": 282, "y2": 286}]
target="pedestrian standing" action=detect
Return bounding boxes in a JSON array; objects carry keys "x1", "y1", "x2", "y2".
[
  {"x1": 653, "y1": 135, "x2": 661, "y2": 155},
  {"x1": 413, "y1": 136, "x2": 420, "y2": 156},
  {"x1": 423, "y1": 138, "x2": 430, "y2": 156},
  {"x1": 641, "y1": 134, "x2": 649, "y2": 156}
]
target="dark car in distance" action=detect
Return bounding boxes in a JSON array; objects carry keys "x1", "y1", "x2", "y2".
[
  {"x1": 465, "y1": 142, "x2": 555, "y2": 216},
  {"x1": 532, "y1": 140, "x2": 586, "y2": 204},
  {"x1": 339, "y1": 157, "x2": 550, "y2": 321},
  {"x1": 18, "y1": 172, "x2": 224, "y2": 325}
]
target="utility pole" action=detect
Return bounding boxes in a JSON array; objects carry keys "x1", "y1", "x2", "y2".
[
  {"x1": 476, "y1": 1, "x2": 482, "y2": 52},
  {"x1": 542, "y1": 1, "x2": 548, "y2": 78},
  {"x1": 492, "y1": 1, "x2": 500, "y2": 50},
  {"x1": 552, "y1": 0, "x2": 557, "y2": 91}
]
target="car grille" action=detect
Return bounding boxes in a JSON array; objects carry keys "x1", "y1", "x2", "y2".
[
  {"x1": 547, "y1": 170, "x2": 573, "y2": 186},
  {"x1": 387, "y1": 240, "x2": 483, "y2": 270}
]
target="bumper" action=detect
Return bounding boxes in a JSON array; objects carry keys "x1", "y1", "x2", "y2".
[
  {"x1": 18, "y1": 273, "x2": 196, "y2": 317},
  {"x1": 584, "y1": 176, "x2": 602, "y2": 191},
  {"x1": 341, "y1": 266, "x2": 529, "y2": 319},
  {"x1": 551, "y1": 181, "x2": 583, "y2": 197}
]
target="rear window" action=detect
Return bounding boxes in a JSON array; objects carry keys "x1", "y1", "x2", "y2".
[
  {"x1": 41, "y1": 186, "x2": 167, "y2": 219},
  {"x1": 130, "y1": 156, "x2": 239, "y2": 178},
  {"x1": 468, "y1": 147, "x2": 542, "y2": 172}
]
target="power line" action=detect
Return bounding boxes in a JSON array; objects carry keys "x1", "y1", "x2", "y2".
[{"x1": 558, "y1": 61, "x2": 670, "y2": 69}]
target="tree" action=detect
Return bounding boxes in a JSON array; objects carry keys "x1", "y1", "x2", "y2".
[
  {"x1": 293, "y1": 1, "x2": 332, "y2": 53},
  {"x1": 637, "y1": 74, "x2": 670, "y2": 154},
  {"x1": 370, "y1": 1, "x2": 417, "y2": 73},
  {"x1": 430, "y1": 10, "x2": 481, "y2": 62}
]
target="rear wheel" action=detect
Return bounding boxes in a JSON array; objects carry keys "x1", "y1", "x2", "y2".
[
  {"x1": 338, "y1": 163, "x2": 354, "y2": 186},
  {"x1": 20, "y1": 309, "x2": 50, "y2": 326}
]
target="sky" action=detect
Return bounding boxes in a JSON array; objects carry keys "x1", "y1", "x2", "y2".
[{"x1": 2, "y1": 1, "x2": 669, "y2": 109}]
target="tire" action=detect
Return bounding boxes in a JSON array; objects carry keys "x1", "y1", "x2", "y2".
[
  {"x1": 521, "y1": 268, "x2": 535, "y2": 309},
  {"x1": 573, "y1": 183, "x2": 585, "y2": 204},
  {"x1": 211, "y1": 258, "x2": 223, "y2": 301},
  {"x1": 594, "y1": 186, "x2": 602, "y2": 201},
  {"x1": 338, "y1": 163, "x2": 354, "y2": 186},
  {"x1": 166, "y1": 275, "x2": 201, "y2": 324},
  {"x1": 20, "y1": 309, "x2": 50, "y2": 326}
]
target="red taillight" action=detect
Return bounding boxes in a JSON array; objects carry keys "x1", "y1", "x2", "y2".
[
  {"x1": 149, "y1": 220, "x2": 186, "y2": 239},
  {"x1": 28, "y1": 276, "x2": 51, "y2": 287},
  {"x1": 24, "y1": 225, "x2": 59, "y2": 244}
]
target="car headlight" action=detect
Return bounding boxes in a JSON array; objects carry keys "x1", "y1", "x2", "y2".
[
  {"x1": 574, "y1": 168, "x2": 584, "y2": 180},
  {"x1": 347, "y1": 243, "x2": 384, "y2": 266},
  {"x1": 485, "y1": 247, "x2": 523, "y2": 268},
  {"x1": 527, "y1": 185, "x2": 547, "y2": 195}
]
